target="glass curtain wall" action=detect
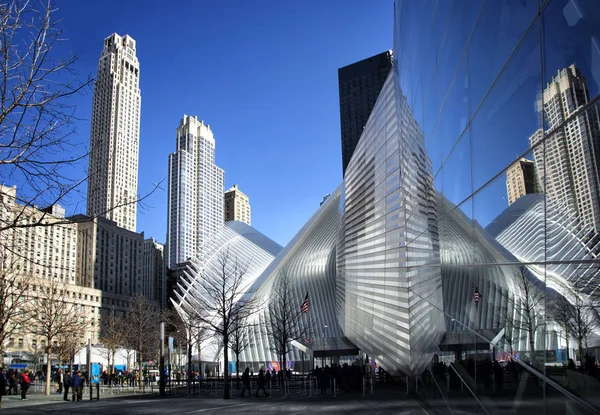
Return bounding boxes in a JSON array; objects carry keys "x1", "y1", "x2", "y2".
[{"x1": 394, "y1": 0, "x2": 600, "y2": 413}]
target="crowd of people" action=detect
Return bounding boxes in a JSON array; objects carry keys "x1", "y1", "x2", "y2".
[{"x1": 0, "y1": 368, "x2": 32, "y2": 404}]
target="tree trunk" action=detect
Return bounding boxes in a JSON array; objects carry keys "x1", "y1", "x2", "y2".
[
  {"x1": 45, "y1": 347, "x2": 52, "y2": 395},
  {"x1": 187, "y1": 341, "x2": 192, "y2": 395},
  {"x1": 223, "y1": 336, "x2": 230, "y2": 399},
  {"x1": 236, "y1": 353, "x2": 240, "y2": 389},
  {"x1": 282, "y1": 344, "x2": 287, "y2": 375},
  {"x1": 138, "y1": 350, "x2": 143, "y2": 389}
]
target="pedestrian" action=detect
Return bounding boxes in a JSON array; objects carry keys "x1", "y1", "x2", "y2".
[
  {"x1": 255, "y1": 368, "x2": 269, "y2": 397},
  {"x1": 0, "y1": 368, "x2": 7, "y2": 408},
  {"x1": 7, "y1": 370, "x2": 16, "y2": 395},
  {"x1": 70, "y1": 370, "x2": 84, "y2": 402},
  {"x1": 55, "y1": 368, "x2": 63, "y2": 394},
  {"x1": 63, "y1": 369, "x2": 72, "y2": 401},
  {"x1": 19, "y1": 370, "x2": 30, "y2": 400},
  {"x1": 320, "y1": 365, "x2": 330, "y2": 395},
  {"x1": 240, "y1": 368, "x2": 251, "y2": 397}
]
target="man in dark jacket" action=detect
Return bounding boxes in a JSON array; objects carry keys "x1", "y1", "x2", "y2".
[
  {"x1": 70, "y1": 370, "x2": 84, "y2": 401},
  {"x1": 240, "y1": 368, "x2": 251, "y2": 397},
  {"x1": 255, "y1": 368, "x2": 269, "y2": 397},
  {"x1": 63, "y1": 369, "x2": 72, "y2": 401}
]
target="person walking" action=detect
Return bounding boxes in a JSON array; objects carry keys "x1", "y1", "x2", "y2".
[
  {"x1": 70, "y1": 370, "x2": 84, "y2": 402},
  {"x1": 255, "y1": 368, "x2": 269, "y2": 397},
  {"x1": 240, "y1": 368, "x2": 251, "y2": 397},
  {"x1": 19, "y1": 370, "x2": 30, "y2": 400},
  {"x1": 0, "y1": 368, "x2": 7, "y2": 408},
  {"x1": 63, "y1": 369, "x2": 72, "y2": 401}
]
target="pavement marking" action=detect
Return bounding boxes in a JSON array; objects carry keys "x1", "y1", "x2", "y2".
[{"x1": 180, "y1": 403, "x2": 251, "y2": 413}]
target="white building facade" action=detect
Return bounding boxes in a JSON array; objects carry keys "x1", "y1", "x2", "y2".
[
  {"x1": 87, "y1": 33, "x2": 141, "y2": 232},
  {"x1": 167, "y1": 115, "x2": 224, "y2": 268}
]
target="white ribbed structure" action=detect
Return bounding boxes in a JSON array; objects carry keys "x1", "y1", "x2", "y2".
[{"x1": 172, "y1": 221, "x2": 282, "y2": 361}]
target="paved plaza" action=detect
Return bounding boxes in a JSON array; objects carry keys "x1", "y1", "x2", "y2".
[{"x1": 0, "y1": 386, "x2": 429, "y2": 415}]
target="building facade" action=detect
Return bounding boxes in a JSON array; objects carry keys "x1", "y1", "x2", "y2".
[
  {"x1": 506, "y1": 158, "x2": 537, "y2": 205},
  {"x1": 87, "y1": 33, "x2": 141, "y2": 232},
  {"x1": 224, "y1": 184, "x2": 251, "y2": 225},
  {"x1": 0, "y1": 186, "x2": 102, "y2": 361},
  {"x1": 142, "y1": 238, "x2": 167, "y2": 310},
  {"x1": 1, "y1": 185, "x2": 78, "y2": 284},
  {"x1": 530, "y1": 65, "x2": 600, "y2": 232},
  {"x1": 74, "y1": 214, "x2": 144, "y2": 296},
  {"x1": 167, "y1": 115, "x2": 224, "y2": 268},
  {"x1": 338, "y1": 51, "x2": 393, "y2": 176}
]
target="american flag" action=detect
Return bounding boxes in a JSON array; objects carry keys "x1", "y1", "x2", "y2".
[
  {"x1": 473, "y1": 286, "x2": 481, "y2": 304},
  {"x1": 300, "y1": 292, "x2": 309, "y2": 313}
]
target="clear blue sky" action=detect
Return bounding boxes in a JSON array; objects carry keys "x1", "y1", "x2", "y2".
[{"x1": 54, "y1": 0, "x2": 393, "y2": 246}]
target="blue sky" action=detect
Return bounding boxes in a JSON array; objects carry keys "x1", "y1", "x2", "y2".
[{"x1": 54, "y1": 0, "x2": 393, "y2": 246}]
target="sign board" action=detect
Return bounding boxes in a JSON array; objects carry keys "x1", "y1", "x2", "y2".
[
  {"x1": 10, "y1": 363, "x2": 27, "y2": 369},
  {"x1": 168, "y1": 336, "x2": 174, "y2": 352},
  {"x1": 91, "y1": 363, "x2": 101, "y2": 384}
]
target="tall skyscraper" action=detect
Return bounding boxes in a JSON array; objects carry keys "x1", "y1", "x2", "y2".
[
  {"x1": 167, "y1": 116, "x2": 224, "y2": 268},
  {"x1": 87, "y1": 33, "x2": 141, "y2": 232},
  {"x1": 506, "y1": 158, "x2": 537, "y2": 205},
  {"x1": 224, "y1": 184, "x2": 251, "y2": 225},
  {"x1": 338, "y1": 51, "x2": 393, "y2": 176},
  {"x1": 530, "y1": 64, "x2": 600, "y2": 232}
]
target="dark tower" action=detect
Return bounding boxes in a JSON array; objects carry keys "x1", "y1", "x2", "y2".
[{"x1": 338, "y1": 51, "x2": 393, "y2": 176}]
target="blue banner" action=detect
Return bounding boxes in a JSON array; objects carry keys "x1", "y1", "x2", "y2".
[
  {"x1": 91, "y1": 363, "x2": 101, "y2": 384},
  {"x1": 169, "y1": 336, "x2": 174, "y2": 352}
]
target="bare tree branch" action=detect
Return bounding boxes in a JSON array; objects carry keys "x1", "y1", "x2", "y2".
[
  {"x1": 28, "y1": 278, "x2": 90, "y2": 395},
  {"x1": 265, "y1": 269, "x2": 312, "y2": 373},
  {"x1": 186, "y1": 249, "x2": 260, "y2": 399}
]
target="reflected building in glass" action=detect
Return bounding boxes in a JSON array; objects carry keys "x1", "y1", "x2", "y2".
[
  {"x1": 506, "y1": 158, "x2": 538, "y2": 205},
  {"x1": 531, "y1": 65, "x2": 600, "y2": 233}
]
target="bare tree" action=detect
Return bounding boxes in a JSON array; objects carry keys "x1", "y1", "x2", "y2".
[
  {"x1": 192, "y1": 250, "x2": 260, "y2": 399},
  {"x1": 568, "y1": 296, "x2": 598, "y2": 362},
  {"x1": 0, "y1": 1, "x2": 161, "y2": 234},
  {"x1": 551, "y1": 296, "x2": 572, "y2": 359},
  {"x1": 230, "y1": 314, "x2": 251, "y2": 386},
  {"x1": 124, "y1": 293, "x2": 158, "y2": 388},
  {"x1": 512, "y1": 267, "x2": 545, "y2": 363},
  {"x1": 28, "y1": 338, "x2": 45, "y2": 374},
  {"x1": 265, "y1": 270, "x2": 311, "y2": 374},
  {"x1": 28, "y1": 279, "x2": 90, "y2": 395},
  {"x1": 55, "y1": 331, "x2": 80, "y2": 369},
  {"x1": 500, "y1": 291, "x2": 517, "y2": 356},
  {"x1": 99, "y1": 307, "x2": 126, "y2": 375},
  {"x1": 0, "y1": 261, "x2": 33, "y2": 356},
  {"x1": 166, "y1": 308, "x2": 209, "y2": 394}
]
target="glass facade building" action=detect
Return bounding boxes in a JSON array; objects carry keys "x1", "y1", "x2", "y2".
[{"x1": 175, "y1": 1, "x2": 600, "y2": 412}]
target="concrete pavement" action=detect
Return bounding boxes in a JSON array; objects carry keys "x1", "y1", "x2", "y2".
[{"x1": 2, "y1": 386, "x2": 430, "y2": 414}]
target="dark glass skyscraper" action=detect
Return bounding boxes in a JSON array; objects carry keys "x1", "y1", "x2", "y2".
[{"x1": 338, "y1": 50, "x2": 392, "y2": 176}]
